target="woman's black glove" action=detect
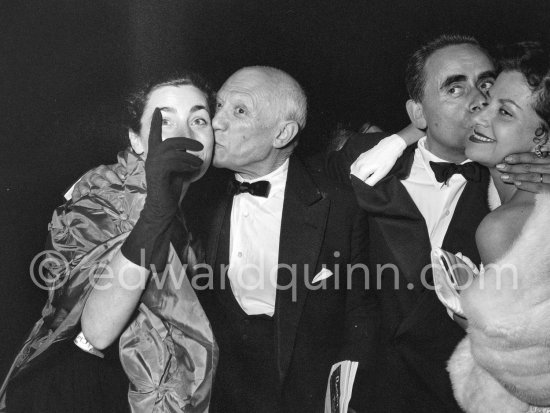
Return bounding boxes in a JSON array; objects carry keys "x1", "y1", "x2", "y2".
[{"x1": 121, "y1": 108, "x2": 203, "y2": 272}]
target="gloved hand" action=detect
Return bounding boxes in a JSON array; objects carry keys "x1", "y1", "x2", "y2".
[
  {"x1": 350, "y1": 134, "x2": 406, "y2": 185},
  {"x1": 431, "y1": 248, "x2": 479, "y2": 319},
  {"x1": 121, "y1": 108, "x2": 203, "y2": 272}
]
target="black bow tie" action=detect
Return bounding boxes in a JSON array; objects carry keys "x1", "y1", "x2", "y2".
[
  {"x1": 228, "y1": 179, "x2": 271, "y2": 197},
  {"x1": 429, "y1": 161, "x2": 482, "y2": 184}
]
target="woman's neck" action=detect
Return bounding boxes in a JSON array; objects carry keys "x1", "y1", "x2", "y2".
[{"x1": 489, "y1": 167, "x2": 535, "y2": 205}]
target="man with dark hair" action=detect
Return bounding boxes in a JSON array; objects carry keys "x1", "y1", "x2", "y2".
[
  {"x1": 405, "y1": 34, "x2": 489, "y2": 102},
  {"x1": 327, "y1": 34, "x2": 498, "y2": 412}
]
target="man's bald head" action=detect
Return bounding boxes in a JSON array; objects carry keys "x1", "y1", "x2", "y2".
[
  {"x1": 232, "y1": 66, "x2": 308, "y2": 129},
  {"x1": 212, "y1": 66, "x2": 307, "y2": 178}
]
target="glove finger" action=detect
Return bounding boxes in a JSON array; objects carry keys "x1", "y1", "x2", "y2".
[
  {"x1": 353, "y1": 163, "x2": 375, "y2": 181},
  {"x1": 364, "y1": 170, "x2": 383, "y2": 186},
  {"x1": 169, "y1": 173, "x2": 185, "y2": 202},
  {"x1": 350, "y1": 161, "x2": 365, "y2": 180},
  {"x1": 148, "y1": 108, "x2": 163, "y2": 152},
  {"x1": 159, "y1": 152, "x2": 203, "y2": 171},
  {"x1": 159, "y1": 137, "x2": 204, "y2": 152}
]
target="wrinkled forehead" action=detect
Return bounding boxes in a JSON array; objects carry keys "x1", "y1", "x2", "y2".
[
  {"x1": 218, "y1": 70, "x2": 279, "y2": 108},
  {"x1": 425, "y1": 44, "x2": 494, "y2": 85},
  {"x1": 218, "y1": 69, "x2": 275, "y2": 95}
]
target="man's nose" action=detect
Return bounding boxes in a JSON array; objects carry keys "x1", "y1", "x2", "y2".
[
  {"x1": 212, "y1": 110, "x2": 227, "y2": 131},
  {"x1": 469, "y1": 88, "x2": 489, "y2": 113}
]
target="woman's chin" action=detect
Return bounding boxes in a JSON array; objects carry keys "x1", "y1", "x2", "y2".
[
  {"x1": 465, "y1": 148, "x2": 496, "y2": 168},
  {"x1": 190, "y1": 161, "x2": 211, "y2": 183}
]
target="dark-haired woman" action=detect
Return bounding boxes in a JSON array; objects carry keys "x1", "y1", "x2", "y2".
[
  {"x1": 444, "y1": 41, "x2": 550, "y2": 413},
  {"x1": 0, "y1": 73, "x2": 217, "y2": 413}
]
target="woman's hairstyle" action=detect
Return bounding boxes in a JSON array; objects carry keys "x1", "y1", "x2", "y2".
[
  {"x1": 125, "y1": 71, "x2": 215, "y2": 134},
  {"x1": 498, "y1": 41, "x2": 550, "y2": 131}
]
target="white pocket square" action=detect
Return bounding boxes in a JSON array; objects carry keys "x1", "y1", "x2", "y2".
[{"x1": 312, "y1": 268, "x2": 333, "y2": 283}]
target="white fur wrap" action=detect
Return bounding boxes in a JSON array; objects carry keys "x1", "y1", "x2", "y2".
[{"x1": 448, "y1": 193, "x2": 550, "y2": 413}]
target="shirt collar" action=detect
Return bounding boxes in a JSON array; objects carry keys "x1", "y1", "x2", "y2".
[
  {"x1": 235, "y1": 158, "x2": 289, "y2": 198},
  {"x1": 417, "y1": 137, "x2": 471, "y2": 186}
]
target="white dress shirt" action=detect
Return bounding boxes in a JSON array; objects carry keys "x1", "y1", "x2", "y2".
[
  {"x1": 401, "y1": 137, "x2": 471, "y2": 249},
  {"x1": 227, "y1": 159, "x2": 289, "y2": 316}
]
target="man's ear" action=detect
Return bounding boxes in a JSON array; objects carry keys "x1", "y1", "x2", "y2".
[
  {"x1": 128, "y1": 130, "x2": 144, "y2": 155},
  {"x1": 273, "y1": 121, "x2": 299, "y2": 149},
  {"x1": 406, "y1": 99, "x2": 427, "y2": 130}
]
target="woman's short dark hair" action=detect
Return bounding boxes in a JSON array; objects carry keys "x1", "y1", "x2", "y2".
[
  {"x1": 497, "y1": 41, "x2": 550, "y2": 129},
  {"x1": 405, "y1": 34, "x2": 490, "y2": 102},
  {"x1": 125, "y1": 71, "x2": 215, "y2": 134}
]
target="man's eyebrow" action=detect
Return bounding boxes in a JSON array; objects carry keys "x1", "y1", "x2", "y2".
[
  {"x1": 440, "y1": 75, "x2": 466, "y2": 90},
  {"x1": 478, "y1": 70, "x2": 497, "y2": 81}
]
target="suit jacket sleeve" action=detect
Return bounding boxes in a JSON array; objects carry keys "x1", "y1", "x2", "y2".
[
  {"x1": 325, "y1": 132, "x2": 389, "y2": 185},
  {"x1": 337, "y1": 207, "x2": 380, "y2": 366}
]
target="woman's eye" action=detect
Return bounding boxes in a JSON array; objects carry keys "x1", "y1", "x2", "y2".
[
  {"x1": 216, "y1": 102, "x2": 223, "y2": 110},
  {"x1": 235, "y1": 107, "x2": 246, "y2": 115},
  {"x1": 162, "y1": 118, "x2": 173, "y2": 126},
  {"x1": 499, "y1": 108, "x2": 512, "y2": 117},
  {"x1": 191, "y1": 117, "x2": 209, "y2": 126}
]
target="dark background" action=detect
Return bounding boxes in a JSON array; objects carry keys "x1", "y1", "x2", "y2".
[{"x1": 2, "y1": 0, "x2": 549, "y2": 377}]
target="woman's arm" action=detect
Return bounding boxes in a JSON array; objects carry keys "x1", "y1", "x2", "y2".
[
  {"x1": 81, "y1": 253, "x2": 148, "y2": 349},
  {"x1": 81, "y1": 109, "x2": 202, "y2": 350},
  {"x1": 398, "y1": 123, "x2": 424, "y2": 145},
  {"x1": 350, "y1": 123, "x2": 423, "y2": 185}
]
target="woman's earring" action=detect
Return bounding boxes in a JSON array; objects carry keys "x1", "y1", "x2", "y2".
[{"x1": 534, "y1": 143, "x2": 548, "y2": 158}]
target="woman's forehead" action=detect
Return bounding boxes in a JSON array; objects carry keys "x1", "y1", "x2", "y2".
[{"x1": 146, "y1": 84, "x2": 207, "y2": 111}]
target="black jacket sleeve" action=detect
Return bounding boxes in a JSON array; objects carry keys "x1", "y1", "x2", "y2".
[{"x1": 324, "y1": 132, "x2": 389, "y2": 185}]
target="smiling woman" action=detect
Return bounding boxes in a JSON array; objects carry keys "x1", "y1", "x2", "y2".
[
  {"x1": 466, "y1": 71, "x2": 548, "y2": 168},
  {"x1": 0, "y1": 72, "x2": 218, "y2": 413},
  {"x1": 440, "y1": 41, "x2": 550, "y2": 413}
]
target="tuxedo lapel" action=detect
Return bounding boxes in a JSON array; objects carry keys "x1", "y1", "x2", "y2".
[
  {"x1": 351, "y1": 144, "x2": 432, "y2": 288},
  {"x1": 206, "y1": 194, "x2": 231, "y2": 269},
  {"x1": 206, "y1": 192, "x2": 237, "y2": 302},
  {"x1": 275, "y1": 156, "x2": 329, "y2": 383}
]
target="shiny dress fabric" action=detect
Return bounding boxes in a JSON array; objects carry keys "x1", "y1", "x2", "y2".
[{"x1": 0, "y1": 148, "x2": 218, "y2": 413}]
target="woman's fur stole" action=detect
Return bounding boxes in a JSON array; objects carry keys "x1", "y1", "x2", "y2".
[{"x1": 448, "y1": 192, "x2": 550, "y2": 412}]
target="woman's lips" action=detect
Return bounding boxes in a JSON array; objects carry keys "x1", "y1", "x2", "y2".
[{"x1": 469, "y1": 130, "x2": 495, "y2": 143}]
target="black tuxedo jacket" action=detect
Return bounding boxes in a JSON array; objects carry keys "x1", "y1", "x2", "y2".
[
  {"x1": 326, "y1": 132, "x2": 491, "y2": 412},
  {"x1": 195, "y1": 155, "x2": 378, "y2": 412}
]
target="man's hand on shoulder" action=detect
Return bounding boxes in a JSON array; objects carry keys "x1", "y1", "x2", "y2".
[
  {"x1": 68, "y1": 163, "x2": 127, "y2": 202},
  {"x1": 497, "y1": 147, "x2": 550, "y2": 193}
]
